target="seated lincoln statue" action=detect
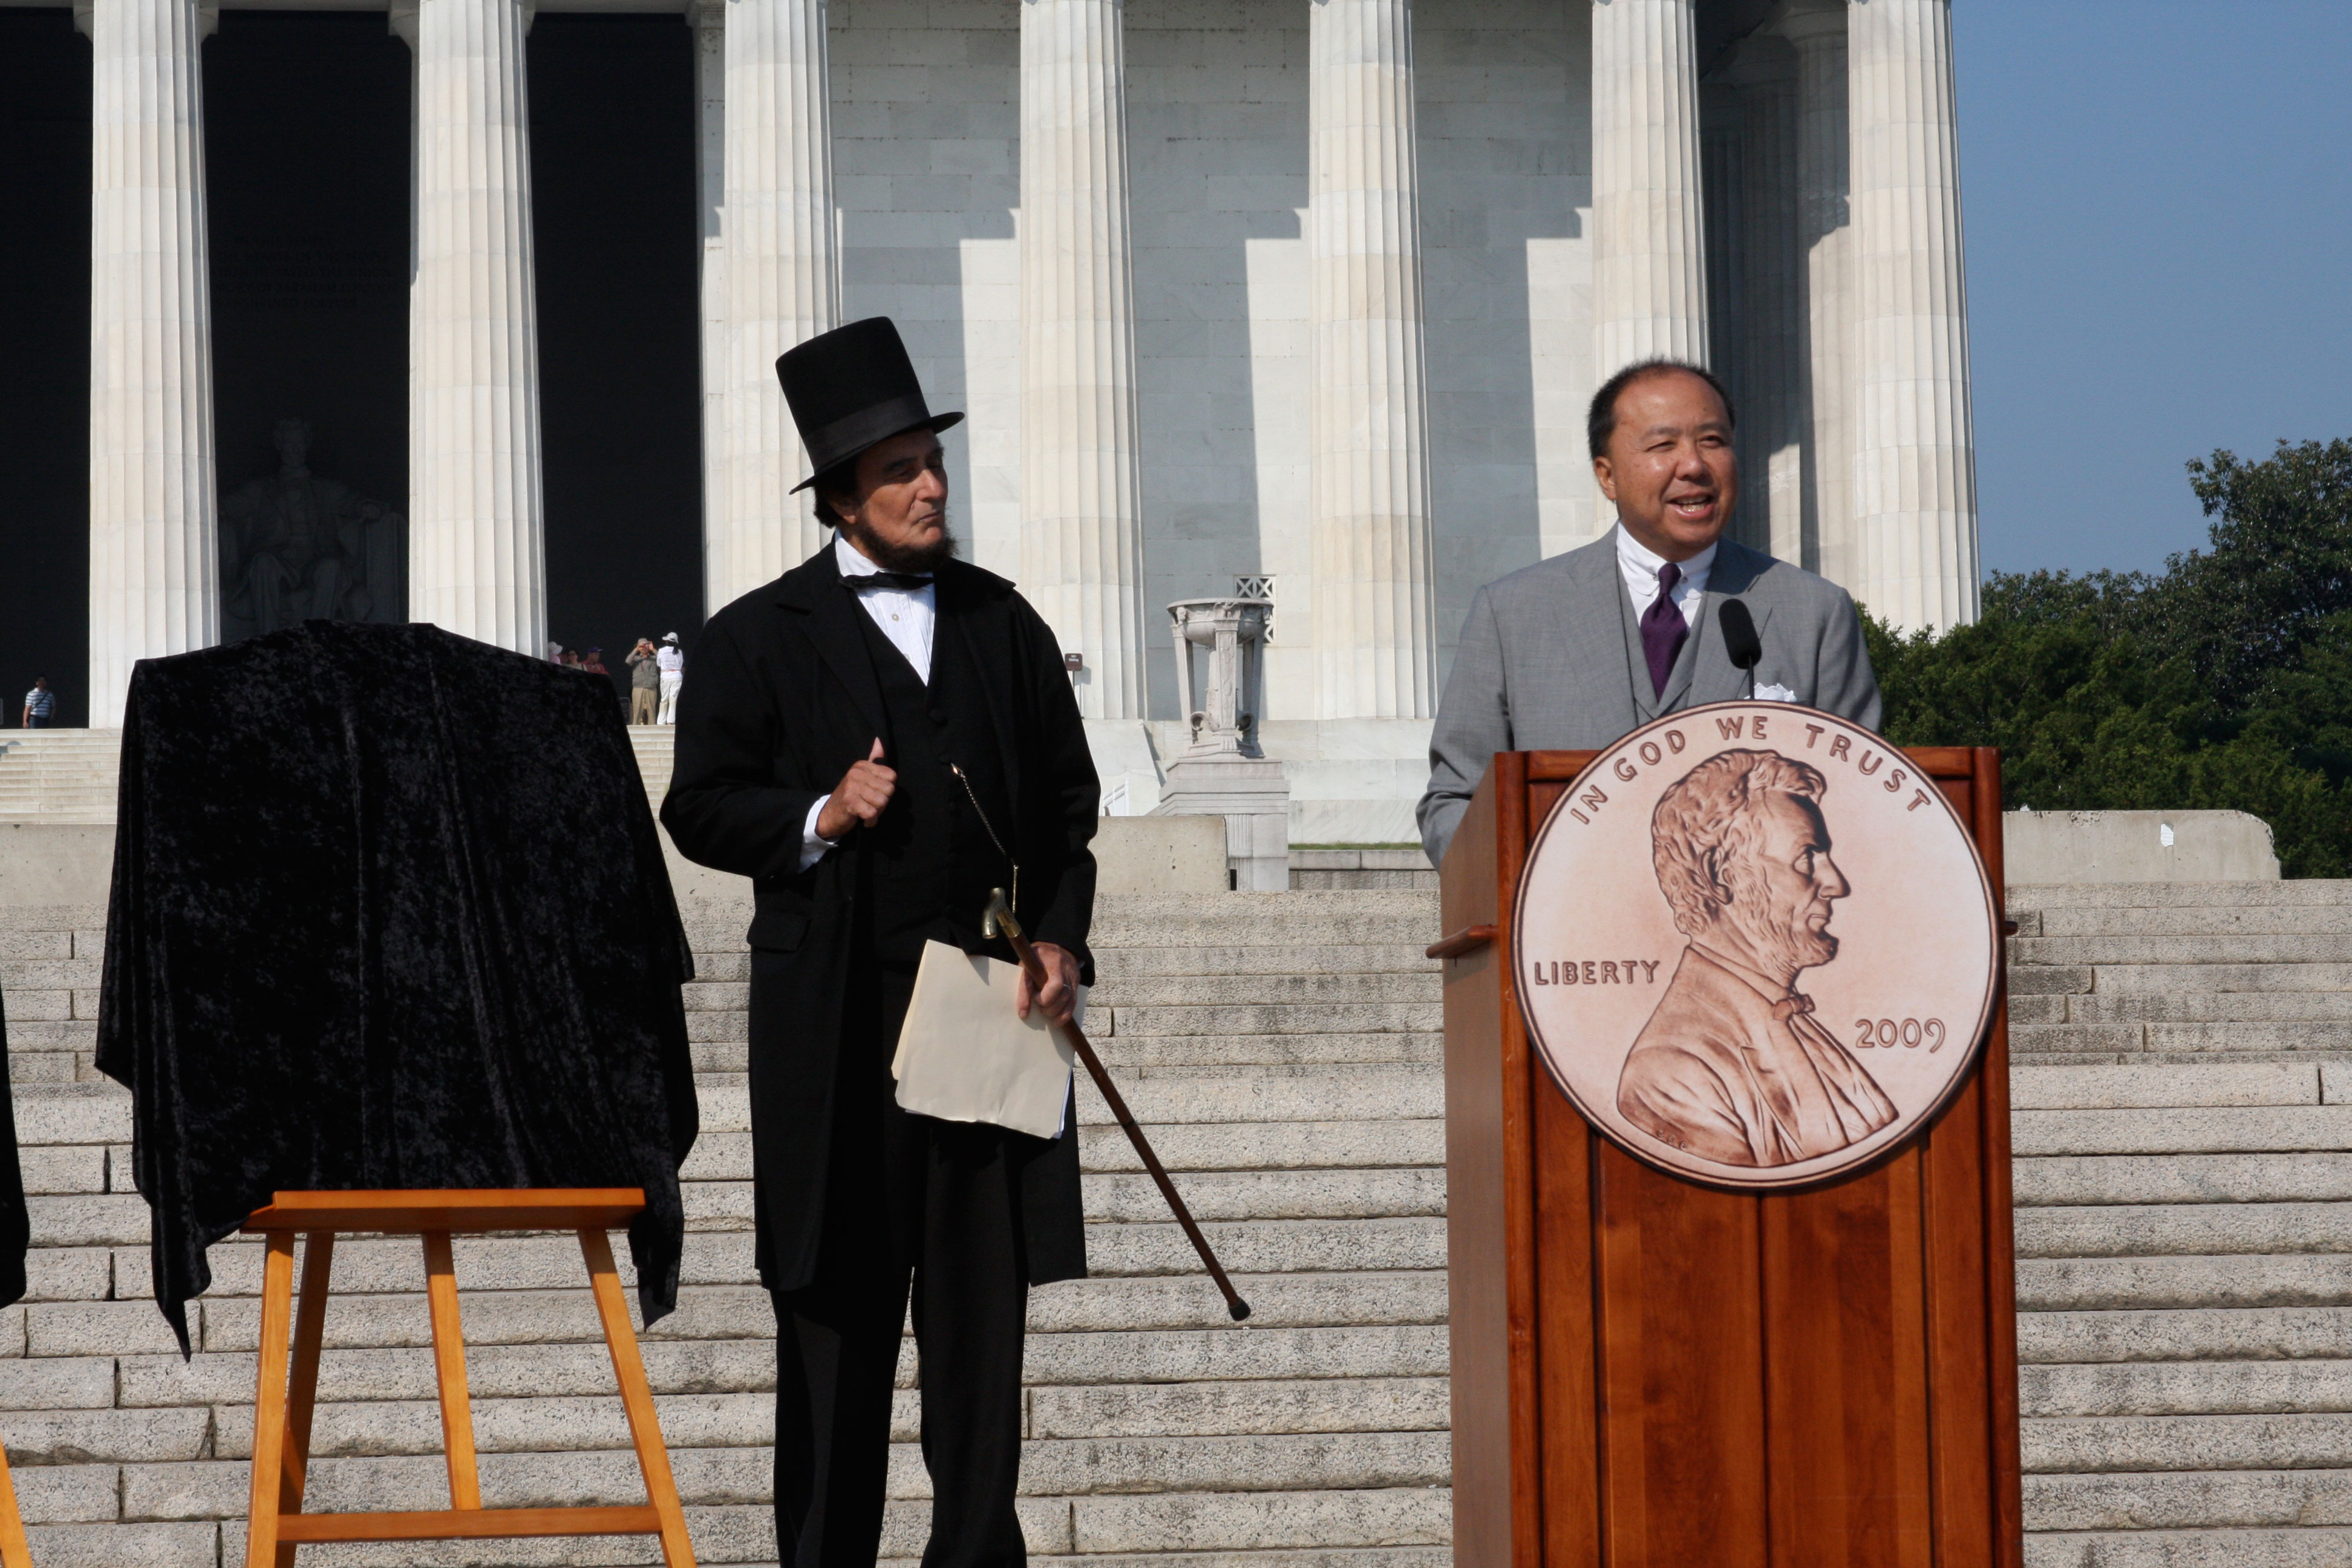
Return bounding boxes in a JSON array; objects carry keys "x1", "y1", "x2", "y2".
[
  {"x1": 220, "y1": 418, "x2": 407, "y2": 640},
  {"x1": 1616, "y1": 748, "x2": 1896, "y2": 1167}
]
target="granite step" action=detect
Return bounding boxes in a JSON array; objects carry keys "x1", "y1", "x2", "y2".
[
  {"x1": 2022, "y1": 1361, "x2": 2352, "y2": 1419},
  {"x1": 2017, "y1": 938, "x2": 2352, "y2": 968},
  {"x1": 2020, "y1": 1307, "x2": 2352, "y2": 1365},
  {"x1": 1078, "y1": 1120, "x2": 1446, "y2": 1174},
  {"x1": 2019, "y1": 1255, "x2": 2352, "y2": 1313},
  {"x1": 2027, "y1": 1469, "x2": 2352, "y2": 1535},
  {"x1": 1088, "y1": 944, "x2": 1439, "y2": 978},
  {"x1": 2010, "y1": 1065, "x2": 2328, "y2": 1109},
  {"x1": 2013, "y1": 1108, "x2": 2352, "y2": 1157},
  {"x1": 1079, "y1": 1032, "x2": 1443, "y2": 1068},
  {"x1": 2022, "y1": 1526, "x2": 2352, "y2": 1567},
  {"x1": 2039, "y1": 907, "x2": 2352, "y2": 938},
  {"x1": 2013, "y1": 884, "x2": 2352, "y2": 909},
  {"x1": 2024, "y1": 1411, "x2": 2352, "y2": 1475},
  {"x1": 1086, "y1": 973, "x2": 1442, "y2": 1008},
  {"x1": 2016, "y1": 1155, "x2": 2352, "y2": 1207},
  {"x1": 2074, "y1": 964, "x2": 2352, "y2": 996},
  {"x1": 2017, "y1": 1024, "x2": 2352, "y2": 1056},
  {"x1": 1089, "y1": 895, "x2": 1440, "y2": 949},
  {"x1": 1074, "y1": 1065, "x2": 1444, "y2": 1125},
  {"x1": 2073, "y1": 995, "x2": 2352, "y2": 1024}
]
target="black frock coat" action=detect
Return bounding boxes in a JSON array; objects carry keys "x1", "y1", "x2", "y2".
[{"x1": 660, "y1": 545, "x2": 1099, "y2": 1295}]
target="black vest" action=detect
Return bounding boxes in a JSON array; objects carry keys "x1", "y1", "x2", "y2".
[{"x1": 851, "y1": 594, "x2": 1019, "y2": 964}]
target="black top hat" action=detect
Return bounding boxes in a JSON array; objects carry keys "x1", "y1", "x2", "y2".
[{"x1": 776, "y1": 317, "x2": 964, "y2": 494}]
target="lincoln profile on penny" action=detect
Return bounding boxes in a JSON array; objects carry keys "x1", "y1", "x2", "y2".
[{"x1": 1616, "y1": 748, "x2": 1897, "y2": 1167}]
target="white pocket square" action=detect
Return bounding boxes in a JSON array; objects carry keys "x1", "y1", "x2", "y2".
[{"x1": 1754, "y1": 681, "x2": 1797, "y2": 703}]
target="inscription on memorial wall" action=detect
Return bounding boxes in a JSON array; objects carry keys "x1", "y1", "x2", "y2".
[{"x1": 1512, "y1": 701, "x2": 1999, "y2": 1189}]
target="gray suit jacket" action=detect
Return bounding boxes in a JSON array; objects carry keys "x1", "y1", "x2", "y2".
[{"x1": 1419, "y1": 532, "x2": 1883, "y2": 866}]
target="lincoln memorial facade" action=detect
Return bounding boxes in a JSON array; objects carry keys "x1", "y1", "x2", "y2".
[{"x1": 0, "y1": 0, "x2": 1974, "y2": 842}]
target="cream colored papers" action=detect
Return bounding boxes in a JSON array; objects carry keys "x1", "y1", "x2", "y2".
[{"x1": 892, "y1": 939, "x2": 1085, "y2": 1139}]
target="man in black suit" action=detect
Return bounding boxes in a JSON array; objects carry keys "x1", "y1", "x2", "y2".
[{"x1": 661, "y1": 317, "x2": 1099, "y2": 1568}]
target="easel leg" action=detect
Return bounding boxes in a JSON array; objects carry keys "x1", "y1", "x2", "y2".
[
  {"x1": 274, "y1": 1230, "x2": 335, "y2": 1568},
  {"x1": 244, "y1": 1231, "x2": 298, "y2": 1568},
  {"x1": 421, "y1": 1231, "x2": 482, "y2": 1511},
  {"x1": 580, "y1": 1230, "x2": 696, "y2": 1568},
  {"x1": 0, "y1": 1440, "x2": 34, "y2": 1568}
]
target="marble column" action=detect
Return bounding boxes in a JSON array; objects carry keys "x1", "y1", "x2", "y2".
[
  {"x1": 405, "y1": 0, "x2": 547, "y2": 656},
  {"x1": 688, "y1": 1, "x2": 727, "y2": 615},
  {"x1": 1019, "y1": 0, "x2": 1147, "y2": 720},
  {"x1": 83, "y1": 0, "x2": 220, "y2": 730},
  {"x1": 1699, "y1": 79, "x2": 1742, "y2": 449},
  {"x1": 1308, "y1": 0, "x2": 1435, "y2": 720},
  {"x1": 718, "y1": 0, "x2": 838, "y2": 605},
  {"x1": 1784, "y1": 2, "x2": 1854, "y2": 589},
  {"x1": 1589, "y1": 0, "x2": 1708, "y2": 374},
  {"x1": 1849, "y1": 0, "x2": 1976, "y2": 630},
  {"x1": 1722, "y1": 36, "x2": 1806, "y2": 567}
]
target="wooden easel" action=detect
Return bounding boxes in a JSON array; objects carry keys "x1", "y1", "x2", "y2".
[
  {"x1": 0, "y1": 1441, "x2": 32, "y2": 1568},
  {"x1": 239, "y1": 1188, "x2": 696, "y2": 1568}
]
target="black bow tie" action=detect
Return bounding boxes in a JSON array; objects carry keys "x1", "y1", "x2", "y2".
[{"x1": 843, "y1": 570, "x2": 935, "y2": 593}]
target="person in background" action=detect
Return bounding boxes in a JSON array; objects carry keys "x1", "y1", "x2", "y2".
[
  {"x1": 580, "y1": 647, "x2": 610, "y2": 678},
  {"x1": 656, "y1": 633, "x2": 684, "y2": 725},
  {"x1": 626, "y1": 639, "x2": 661, "y2": 725},
  {"x1": 560, "y1": 649, "x2": 581, "y2": 670},
  {"x1": 22, "y1": 677, "x2": 54, "y2": 729}
]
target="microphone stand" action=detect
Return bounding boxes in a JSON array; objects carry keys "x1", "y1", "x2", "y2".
[{"x1": 984, "y1": 890, "x2": 1252, "y2": 1322}]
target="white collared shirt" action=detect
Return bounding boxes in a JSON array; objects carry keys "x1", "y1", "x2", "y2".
[
  {"x1": 1614, "y1": 523, "x2": 1716, "y2": 629},
  {"x1": 834, "y1": 532, "x2": 936, "y2": 682},
  {"x1": 802, "y1": 534, "x2": 940, "y2": 868}
]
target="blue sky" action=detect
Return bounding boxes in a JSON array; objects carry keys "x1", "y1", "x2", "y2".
[{"x1": 1953, "y1": 0, "x2": 2352, "y2": 578}]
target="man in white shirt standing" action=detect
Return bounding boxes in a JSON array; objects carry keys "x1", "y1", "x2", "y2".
[
  {"x1": 659, "y1": 317, "x2": 1098, "y2": 1568},
  {"x1": 1417, "y1": 359, "x2": 1883, "y2": 866}
]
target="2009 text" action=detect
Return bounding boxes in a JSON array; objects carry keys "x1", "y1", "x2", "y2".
[{"x1": 1852, "y1": 1017, "x2": 1946, "y2": 1053}]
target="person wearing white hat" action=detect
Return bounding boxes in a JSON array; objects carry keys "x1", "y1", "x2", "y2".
[{"x1": 655, "y1": 632, "x2": 684, "y2": 725}]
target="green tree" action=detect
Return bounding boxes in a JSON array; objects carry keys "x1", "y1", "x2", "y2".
[
  {"x1": 2149, "y1": 439, "x2": 2352, "y2": 707},
  {"x1": 1865, "y1": 438, "x2": 2352, "y2": 875}
]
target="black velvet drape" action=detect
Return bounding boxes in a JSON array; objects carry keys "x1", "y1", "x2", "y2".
[
  {"x1": 97, "y1": 622, "x2": 697, "y2": 1351},
  {"x1": 0, "y1": 985, "x2": 26, "y2": 1310}
]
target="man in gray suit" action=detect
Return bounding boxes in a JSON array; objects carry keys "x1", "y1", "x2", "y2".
[{"x1": 1419, "y1": 359, "x2": 1883, "y2": 866}]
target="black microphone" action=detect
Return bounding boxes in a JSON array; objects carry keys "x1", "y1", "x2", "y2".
[{"x1": 1719, "y1": 599, "x2": 1762, "y2": 699}]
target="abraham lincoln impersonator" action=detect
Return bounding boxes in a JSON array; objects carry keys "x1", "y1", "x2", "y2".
[{"x1": 662, "y1": 318, "x2": 1098, "y2": 1568}]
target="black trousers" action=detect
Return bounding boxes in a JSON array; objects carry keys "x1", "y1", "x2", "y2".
[{"x1": 771, "y1": 963, "x2": 1032, "y2": 1568}]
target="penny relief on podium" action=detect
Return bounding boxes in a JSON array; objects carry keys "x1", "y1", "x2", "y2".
[{"x1": 1513, "y1": 702, "x2": 2000, "y2": 1190}]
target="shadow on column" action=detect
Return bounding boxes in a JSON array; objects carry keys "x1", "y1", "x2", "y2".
[
  {"x1": 530, "y1": 15, "x2": 705, "y2": 685},
  {"x1": 0, "y1": 13, "x2": 92, "y2": 727},
  {"x1": 205, "y1": 11, "x2": 412, "y2": 642}
]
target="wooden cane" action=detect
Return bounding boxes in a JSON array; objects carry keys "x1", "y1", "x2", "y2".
[{"x1": 985, "y1": 891, "x2": 1252, "y2": 1321}]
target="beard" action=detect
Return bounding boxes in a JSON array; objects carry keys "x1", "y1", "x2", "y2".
[
  {"x1": 1718, "y1": 858, "x2": 1838, "y2": 982},
  {"x1": 838, "y1": 514, "x2": 960, "y2": 574}
]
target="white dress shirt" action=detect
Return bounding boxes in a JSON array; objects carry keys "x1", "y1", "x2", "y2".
[
  {"x1": 802, "y1": 534, "x2": 940, "y2": 868},
  {"x1": 1614, "y1": 522, "x2": 1715, "y2": 628}
]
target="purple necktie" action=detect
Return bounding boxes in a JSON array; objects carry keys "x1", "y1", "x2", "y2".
[{"x1": 1640, "y1": 561, "x2": 1687, "y2": 698}]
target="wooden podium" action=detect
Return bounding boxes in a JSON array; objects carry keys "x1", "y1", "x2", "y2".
[{"x1": 1436, "y1": 748, "x2": 2021, "y2": 1567}]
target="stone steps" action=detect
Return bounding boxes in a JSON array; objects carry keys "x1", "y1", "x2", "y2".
[
  {"x1": 0, "y1": 888, "x2": 1452, "y2": 1565},
  {"x1": 2008, "y1": 893, "x2": 2352, "y2": 1564},
  {"x1": 0, "y1": 734, "x2": 120, "y2": 824},
  {"x1": 7, "y1": 880, "x2": 2351, "y2": 1565}
]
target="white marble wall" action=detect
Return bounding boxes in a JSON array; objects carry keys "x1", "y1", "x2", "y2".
[
  {"x1": 1417, "y1": 0, "x2": 1592, "y2": 665},
  {"x1": 829, "y1": 0, "x2": 1021, "y2": 581},
  {"x1": 1125, "y1": 0, "x2": 1307, "y2": 717},
  {"x1": 820, "y1": 0, "x2": 1595, "y2": 725}
]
